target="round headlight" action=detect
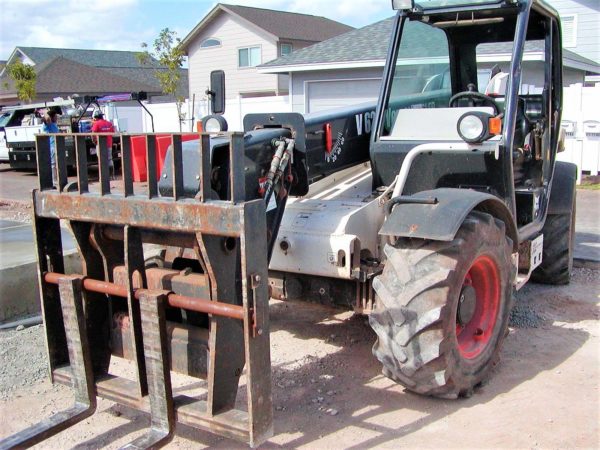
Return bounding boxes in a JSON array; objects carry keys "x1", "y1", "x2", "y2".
[
  {"x1": 458, "y1": 114, "x2": 485, "y2": 142},
  {"x1": 205, "y1": 117, "x2": 222, "y2": 132},
  {"x1": 202, "y1": 114, "x2": 228, "y2": 133}
]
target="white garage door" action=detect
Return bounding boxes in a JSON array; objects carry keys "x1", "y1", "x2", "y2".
[{"x1": 306, "y1": 78, "x2": 382, "y2": 113}]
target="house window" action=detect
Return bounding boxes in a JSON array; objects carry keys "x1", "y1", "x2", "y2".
[
  {"x1": 280, "y1": 43, "x2": 293, "y2": 57},
  {"x1": 238, "y1": 46, "x2": 261, "y2": 68},
  {"x1": 201, "y1": 38, "x2": 221, "y2": 48},
  {"x1": 561, "y1": 15, "x2": 577, "y2": 48}
]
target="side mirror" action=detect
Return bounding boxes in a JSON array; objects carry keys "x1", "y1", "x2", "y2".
[
  {"x1": 392, "y1": 0, "x2": 414, "y2": 10},
  {"x1": 207, "y1": 70, "x2": 225, "y2": 115},
  {"x1": 557, "y1": 127, "x2": 566, "y2": 153}
]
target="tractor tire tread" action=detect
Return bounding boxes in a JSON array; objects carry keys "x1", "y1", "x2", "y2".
[{"x1": 370, "y1": 211, "x2": 512, "y2": 398}]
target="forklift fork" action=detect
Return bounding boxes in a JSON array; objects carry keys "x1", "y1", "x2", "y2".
[
  {"x1": 0, "y1": 132, "x2": 273, "y2": 449},
  {"x1": 0, "y1": 276, "x2": 95, "y2": 450}
]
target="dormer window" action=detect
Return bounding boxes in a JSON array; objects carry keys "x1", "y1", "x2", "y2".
[
  {"x1": 201, "y1": 38, "x2": 221, "y2": 48},
  {"x1": 280, "y1": 43, "x2": 293, "y2": 57}
]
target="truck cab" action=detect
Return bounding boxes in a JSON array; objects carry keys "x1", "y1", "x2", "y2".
[
  {"x1": 0, "y1": 106, "x2": 43, "y2": 163},
  {"x1": 2, "y1": 100, "x2": 76, "y2": 169}
]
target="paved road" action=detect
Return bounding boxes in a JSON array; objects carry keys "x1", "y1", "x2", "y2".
[
  {"x1": 0, "y1": 220, "x2": 75, "y2": 268},
  {"x1": 574, "y1": 189, "x2": 600, "y2": 263},
  {"x1": 0, "y1": 164, "x2": 39, "y2": 202}
]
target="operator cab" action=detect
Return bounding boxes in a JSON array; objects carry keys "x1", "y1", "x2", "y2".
[{"x1": 371, "y1": 0, "x2": 562, "y2": 229}]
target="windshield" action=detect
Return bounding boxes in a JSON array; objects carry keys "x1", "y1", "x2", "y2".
[
  {"x1": 416, "y1": 0, "x2": 502, "y2": 9},
  {"x1": 0, "y1": 112, "x2": 13, "y2": 128},
  {"x1": 380, "y1": 19, "x2": 451, "y2": 136}
]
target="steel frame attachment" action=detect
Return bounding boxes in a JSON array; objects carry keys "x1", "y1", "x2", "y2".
[{"x1": 0, "y1": 132, "x2": 273, "y2": 449}]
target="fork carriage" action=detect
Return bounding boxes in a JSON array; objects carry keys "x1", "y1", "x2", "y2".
[{"x1": 1, "y1": 132, "x2": 273, "y2": 449}]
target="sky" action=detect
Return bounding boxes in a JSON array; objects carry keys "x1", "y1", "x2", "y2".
[{"x1": 0, "y1": 0, "x2": 394, "y2": 61}]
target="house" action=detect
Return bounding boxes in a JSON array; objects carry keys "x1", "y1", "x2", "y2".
[
  {"x1": 549, "y1": 0, "x2": 599, "y2": 82},
  {"x1": 550, "y1": 0, "x2": 599, "y2": 64},
  {"x1": 259, "y1": 16, "x2": 600, "y2": 114},
  {"x1": 180, "y1": 3, "x2": 354, "y2": 101},
  {"x1": 0, "y1": 47, "x2": 188, "y2": 107}
]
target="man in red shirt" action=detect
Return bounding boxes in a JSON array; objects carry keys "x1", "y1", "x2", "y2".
[{"x1": 91, "y1": 109, "x2": 115, "y2": 170}]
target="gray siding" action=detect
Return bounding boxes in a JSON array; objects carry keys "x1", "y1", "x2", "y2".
[
  {"x1": 290, "y1": 67, "x2": 384, "y2": 113},
  {"x1": 548, "y1": 0, "x2": 600, "y2": 63},
  {"x1": 187, "y1": 12, "x2": 282, "y2": 100}
]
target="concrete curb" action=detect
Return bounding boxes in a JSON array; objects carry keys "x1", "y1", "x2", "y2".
[{"x1": 0, "y1": 251, "x2": 81, "y2": 323}]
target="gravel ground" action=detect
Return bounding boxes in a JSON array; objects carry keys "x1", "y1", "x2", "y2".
[
  {"x1": 0, "y1": 281, "x2": 571, "y2": 401},
  {"x1": 0, "y1": 267, "x2": 598, "y2": 449},
  {"x1": 509, "y1": 299, "x2": 542, "y2": 328},
  {"x1": 0, "y1": 200, "x2": 32, "y2": 224},
  {"x1": 0, "y1": 324, "x2": 46, "y2": 401},
  {"x1": 0, "y1": 177, "x2": 598, "y2": 447}
]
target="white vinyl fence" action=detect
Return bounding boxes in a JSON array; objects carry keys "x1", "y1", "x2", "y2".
[
  {"x1": 106, "y1": 95, "x2": 291, "y2": 134},
  {"x1": 558, "y1": 83, "x2": 600, "y2": 182}
]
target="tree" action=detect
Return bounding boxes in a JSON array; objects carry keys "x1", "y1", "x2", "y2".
[
  {"x1": 5, "y1": 60, "x2": 37, "y2": 103},
  {"x1": 138, "y1": 28, "x2": 186, "y2": 131}
]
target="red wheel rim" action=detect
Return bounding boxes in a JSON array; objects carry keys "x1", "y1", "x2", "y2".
[{"x1": 456, "y1": 255, "x2": 500, "y2": 359}]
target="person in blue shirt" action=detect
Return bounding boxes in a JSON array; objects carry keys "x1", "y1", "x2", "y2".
[{"x1": 42, "y1": 109, "x2": 59, "y2": 184}]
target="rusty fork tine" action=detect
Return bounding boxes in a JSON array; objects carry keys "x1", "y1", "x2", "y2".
[
  {"x1": 120, "y1": 290, "x2": 175, "y2": 450},
  {"x1": 0, "y1": 275, "x2": 96, "y2": 450},
  {"x1": 122, "y1": 135, "x2": 134, "y2": 197},
  {"x1": 171, "y1": 134, "x2": 184, "y2": 200}
]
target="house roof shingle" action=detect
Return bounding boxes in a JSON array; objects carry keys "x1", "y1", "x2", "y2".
[
  {"x1": 181, "y1": 3, "x2": 354, "y2": 50},
  {"x1": 260, "y1": 17, "x2": 394, "y2": 68},
  {"x1": 37, "y1": 57, "x2": 160, "y2": 93},
  {"x1": 260, "y1": 17, "x2": 600, "y2": 73},
  {"x1": 16, "y1": 46, "x2": 161, "y2": 69},
  {"x1": 222, "y1": 4, "x2": 354, "y2": 42},
  {"x1": 0, "y1": 56, "x2": 160, "y2": 97},
  {"x1": 1, "y1": 47, "x2": 189, "y2": 101}
]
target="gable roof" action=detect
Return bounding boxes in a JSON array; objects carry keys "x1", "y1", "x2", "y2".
[
  {"x1": 259, "y1": 17, "x2": 600, "y2": 74},
  {"x1": 13, "y1": 46, "x2": 161, "y2": 69},
  {"x1": 0, "y1": 47, "x2": 189, "y2": 100},
  {"x1": 37, "y1": 57, "x2": 160, "y2": 93},
  {"x1": 181, "y1": 3, "x2": 354, "y2": 51},
  {"x1": 221, "y1": 5, "x2": 354, "y2": 42},
  {"x1": 261, "y1": 17, "x2": 394, "y2": 69},
  {"x1": 0, "y1": 56, "x2": 161, "y2": 98}
]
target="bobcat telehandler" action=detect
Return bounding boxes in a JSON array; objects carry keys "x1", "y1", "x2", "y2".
[{"x1": 1, "y1": 0, "x2": 575, "y2": 447}]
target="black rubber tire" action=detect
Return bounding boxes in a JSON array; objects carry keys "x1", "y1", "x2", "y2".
[
  {"x1": 369, "y1": 211, "x2": 513, "y2": 398},
  {"x1": 531, "y1": 199, "x2": 576, "y2": 285}
]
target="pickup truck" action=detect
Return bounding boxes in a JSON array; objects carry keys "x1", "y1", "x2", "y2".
[
  {"x1": 0, "y1": 100, "x2": 75, "y2": 167},
  {"x1": 2, "y1": 101, "x2": 119, "y2": 170}
]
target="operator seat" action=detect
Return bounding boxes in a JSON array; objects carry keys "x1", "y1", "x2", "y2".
[
  {"x1": 484, "y1": 72, "x2": 509, "y2": 100},
  {"x1": 485, "y1": 71, "x2": 531, "y2": 147},
  {"x1": 485, "y1": 71, "x2": 532, "y2": 185}
]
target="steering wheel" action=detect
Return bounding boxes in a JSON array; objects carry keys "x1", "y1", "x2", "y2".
[{"x1": 449, "y1": 91, "x2": 500, "y2": 116}]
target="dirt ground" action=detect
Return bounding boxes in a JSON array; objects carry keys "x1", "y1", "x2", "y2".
[
  {"x1": 0, "y1": 173, "x2": 598, "y2": 448},
  {"x1": 0, "y1": 266, "x2": 598, "y2": 449}
]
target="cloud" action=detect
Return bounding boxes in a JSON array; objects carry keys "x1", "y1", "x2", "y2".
[{"x1": 0, "y1": 0, "x2": 144, "y2": 59}]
